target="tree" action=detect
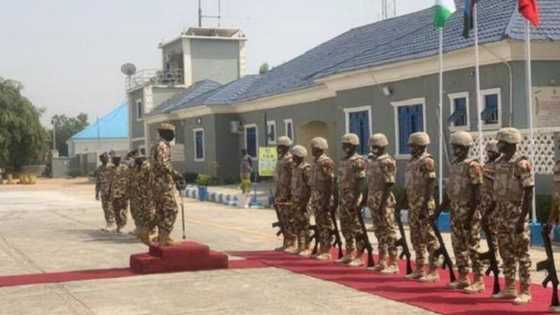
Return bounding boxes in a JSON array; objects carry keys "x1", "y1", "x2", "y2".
[
  {"x1": 0, "y1": 77, "x2": 49, "y2": 171},
  {"x1": 51, "y1": 113, "x2": 89, "y2": 156},
  {"x1": 259, "y1": 62, "x2": 270, "y2": 74}
]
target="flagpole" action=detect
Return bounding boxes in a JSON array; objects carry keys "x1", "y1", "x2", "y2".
[
  {"x1": 474, "y1": 3, "x2": 484, "y2": 162},
  {"x1": 525, "y1": 20, "x2": 537, "y2": 224},
  {"x1": 438, "y1": 28, "x2": 444, "y2": 205}
]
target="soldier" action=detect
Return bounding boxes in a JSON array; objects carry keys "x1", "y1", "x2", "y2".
[
  {"x1": 151, "y1": 123, "x2": 184, "y2": 246},
  {"x1": 287, "y1": 145, "x2": 312, "y2": 255},
  {"x1": 95, "y1": 153, "x2": 115, "y2": 231},
  {"x1": 364, "y1": 133, "x2": 399, "y2": 274},
  {"x1": 129, "y1": 151, "x2": 154, "y2": 245},
  {"x1": 126, "y1": 149, "x2": 141, "y2": 236},
  {"x1": 437, "y1": 131, "x2": 484, "y2": 292},
  {"x1": 338, "y1": 133, "x2": 367, "y2": 266},
  {"x1": 239, "y1": 149, "x2": 253, "y2": 208},
  {"x1": 548, "y1": 148, "x2": 560, "y2": 313},
  {"x1": 308, "y1": 137, "x2": 336, "y2": 260},
  {"x1": 492, "y1": 128, "x2": 534, "y2": 305},
  {"x1": 110, "y1": 154, "x2": 129, "y2": 234},
  {"x1": 404, "y1": 131, "x2": 440, "y2": 282},
  {"x1": 481, "y1": 141, "x2": 501, "y2": 264},
  {"x1": 273, "y1": 136, "x2": 295, "y2": 251}
]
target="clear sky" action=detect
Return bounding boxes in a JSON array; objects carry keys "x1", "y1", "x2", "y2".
[{"x1": 0, "y1": 0, "x2": 433, "y2": 126}]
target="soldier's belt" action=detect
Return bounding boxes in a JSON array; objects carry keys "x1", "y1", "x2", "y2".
[{"x1": 275, "y1": 201, "x2": 293, "y2": 206}]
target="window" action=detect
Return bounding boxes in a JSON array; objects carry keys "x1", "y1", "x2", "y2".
[
  {"x1": 244, "y1": 124, "x2": 258, "y2": 158},
  {"x1": 266, "y1": 121, "x2": 276, "y2": 145},
  {"x1": 284, "y1": 119, "x2": 294, "y2": 140},
  {"x1": 392, "y1": 98, "x2": 426, "y2": 156},
  {"x1": 136, "y1": 99, "x2": 144, "y2": 120},
  {"x1": 448, "y1": 92, "x2": 470, "y2": 130},
  {"x1": 193, "y1": 128, "x2": 205, "y2": 161},
  {"x1": 344, "y1": 106, "x2": 372, "y2": 155},
  {"x1": 480, "y1": 88, "x2": 501, "y2": 129}
]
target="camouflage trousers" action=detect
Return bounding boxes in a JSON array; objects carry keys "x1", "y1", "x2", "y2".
[
  {"x1": 276, "y1": 196, "x2": 295, "y2": 243},
  {"x1": 289, "y1": 199, "x2": 311, "y2": 247},
  {"x1": 129, "y1": 200, "x2": 142, "y2": 228},
  {"x1": 450, "y1": 203, "x2": 482, "y2": 277},
  {"x1": 340, "y1": 191, "x2": 364, "y2": 253},
  {"x1": 100, "y1": 193, "x2": 115, "y2": 225},
  {"x1": 111, "y1": 197, "x2": 128, "y2": 229},
  {"x1": 368, "y1": 192, "x2": 398, "y2": 261},
  {"x1": 130, "y1": 200, "x2": 155, "y2": 231},
  {"x1": 480, "y1": 193, "x2": 499, "y2": 262},
  {"x1": 496, "y1": 201, "x2": 531, "y2": 292},
  {"x1": 153, "y1": 190, "x2": 178, "y2": 234},
  {"x1": 309, "y1": 191, "x2": 333, "y2": 250},
  {"x1": 409, "y1": 200, "x2": 439, "y2": 270}
]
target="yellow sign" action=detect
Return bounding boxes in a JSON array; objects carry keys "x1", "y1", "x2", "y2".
[{"x1": 258, "y1": 147, "x2": 277, "y2": 177}]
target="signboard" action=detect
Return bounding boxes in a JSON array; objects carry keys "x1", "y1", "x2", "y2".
[
  {"x1": 534, "y1": 87, "x2": 560, "y2": 128},
  {"x1": 258, "y1": 147, "x2": 277, "y2": 177}
]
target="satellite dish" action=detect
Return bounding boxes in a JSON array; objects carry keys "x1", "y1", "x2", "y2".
[{"x1": 121, "y1": 63, "x2": 137, "y2": 76}]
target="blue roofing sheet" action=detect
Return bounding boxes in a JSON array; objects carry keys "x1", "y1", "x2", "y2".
[{"x1": 71, "y1": 103, "x2": 128, "y2": 140}]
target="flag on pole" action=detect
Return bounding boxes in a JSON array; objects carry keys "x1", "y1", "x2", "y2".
[
  {"x1": 519, "y1": 0, "x2": 540, "y2": 27},
  {"x1": 434, "y1": 0, "x2": 457, "y2": 28},
  {"x1": 463, "y1": 0, "x2": 478, "y2": 38}
]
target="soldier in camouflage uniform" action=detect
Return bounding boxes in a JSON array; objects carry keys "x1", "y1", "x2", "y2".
[
  {"x1": 480, "y1": 141, "x2": 501, "y2": 266},
  {"x1": 126, "y1": 149, "x2": 140, "y2": 236},
  {"x1": 364, "y1": 133, "x2": 399, "y2": 274},
  {"x1": 129, "y1": 152, "x2": 155, "y2": 245},
  {"x1": 548, "y1": 148, "x2": 560, "y2": 313},
  {"x1": 287, "y1": 145, "x2": 312, "y2": 255},
  {"x1": 274, "y1": 136, "x2": 295, "y2": 251},
  {"x1": 308, "y1": 137, "x2": 336, "y2": 260},
  {"x1": 492, "y1": 128, "x2": 534, "y2": 305},
  {"x1": 404, "y1": 132, "x2": 440, "y2": 282},
  {"x1": 151, "y1": 123, "x2": 184, "y2": 246},
  {"x1": 337, "y1": 133, "x2": 367, "y2": 266},
  {"x1": 110, "y1": 154, "x2": 129, "y2": 233},
  {"x1": 438, "y1": 131, "x2": 484, "y2": 293},
  {"x1": 95, "y1": 153, "x2": 115, "y2": 231}
]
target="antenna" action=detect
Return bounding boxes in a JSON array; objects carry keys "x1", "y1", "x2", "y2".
[{"x1": 198, "y1": 0, "x2": 222, "y2": 28}]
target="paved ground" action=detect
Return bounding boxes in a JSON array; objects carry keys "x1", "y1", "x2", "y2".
[{"x1": 0, "y1": 178, "x2": 553, "y2": 314}]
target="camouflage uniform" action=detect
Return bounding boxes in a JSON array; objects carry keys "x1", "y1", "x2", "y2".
[
  {"x1": 95, "y1": 164, "x2": 115, "y2": 225},
  {"x1": 405, "y1": 152, "x2": 439, "y2": 271},
  {"x1": 290, "y1": 161, "x2": 312, "y2": 248},
  {"x1": 274, "y1": 152, "x2": 294, "y2": 242},
  {"x1": 367, "y1": 153, "x2": 398, "y2": 264},
  {"x1": 447, "y1": 159, "x2": 483, "y2": 278},
  {"x1": 481, "y1": 160, "x2": 499, "y2": 251},
  {"x1": 494, "y1": 154, "x2": 534, "y2": 293},
  {"x1": 338, "y1": 153, "x2": 367, "y2": 253},
  {"x1": 129, "y1": 159, "x2": 154, "y2": 231},
  {"x1": 550, "y1": 161, "x2": 560, "y2": 223},
  {"x1": 309, "y1": 154, "x2": 336, "y2": 251},
  {"x1": 151, "y1": 139, "x2": 178, "y2": 233},
  {"x1": 111, "y1": 164, "x2": 129, "y2": 229}
]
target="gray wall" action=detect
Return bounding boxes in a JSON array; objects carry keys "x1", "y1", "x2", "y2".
[
  {"x1": 191, "y1": 39, "x2": 240, "y2": 84},
  {"x1": 128, "y1": 88, "x2": 145, "y2": 140}
]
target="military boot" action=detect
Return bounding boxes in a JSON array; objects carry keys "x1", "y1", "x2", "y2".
[
  {"x1": 102, "y1": 222, "x2": 115, "y2": 232},
  {"x1": 513, "y1": 286, "x2": 531, "y2": 305},
  {"x1": 418, "y1": 266, "x2": 440, "y2": 283},
  {"x1": 349, "y1": 253, "x2": 364, "y2": 267},
  {"x1": 370, "y1": 254, "x2": 386, "y2": 272},
  {"x1": 137, "y1": 227, "x2": 153, "y2": 246},
  {"x1": 464, "y1": 274, "x2": 485, "y2": 294},
  {"x1": 449, "y1": 272, "x2": 470, "y2": 290},
  {"x1": 158, "y1": 230, "x2": 175, "y2": 247},
  {"x1": 338, "y1": 246, "x2": 355, "y2": 264},
  {"x1": 284, "y1": 239, "x2": 298, "y2": 254},
  {"x1": 381, "y1": 255, "x2": 399, "y2": 274},
  {"x1": 274, "y1": 238, "x2": 288, "y2": 251},
  {"x1": 492, "y1": 279, "x2": 517, "y2": 299},
  {"x1": 315, "y1": 245, "x2": 332, "y2": 260}
]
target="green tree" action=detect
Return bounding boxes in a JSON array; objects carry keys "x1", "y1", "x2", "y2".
[
  {"x1": 51, "y1": 113, "x2": 89, "y2": 156},
  {"x1": 0, "y1": 77, "x2": 49, "y2": 171},
  {"x1": 259, "y1": 62, "x2": 270, "y2": 74}
]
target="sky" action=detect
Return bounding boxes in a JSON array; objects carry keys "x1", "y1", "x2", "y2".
[{"x1": 0, "y1": 0, "x2": 433, "y2": 126}]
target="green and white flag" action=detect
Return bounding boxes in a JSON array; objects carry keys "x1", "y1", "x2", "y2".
[{"x1": 434, "y1": 0, "x2": 457, "y2": 28}]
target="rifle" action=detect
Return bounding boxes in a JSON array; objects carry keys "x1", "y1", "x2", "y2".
[
  {"x1": 537, "y1": 225, "x2": 559, "y2": 308},
  {"x1": 432, "y1": 212, "x2": 456, "y2": 282},
  {"x1": 179, "y1": 190, "x2": 186, "y2": 240},
  {"x1": 479, "y1": 220, "x2": 500, "y2": 294},
  {"x1": 309, "y1": 223, "x2": 320, "y2": 255},
  {"x1": 329, "y1": 201, "x2": 344, "y2": 259},
  {"x1": 272, "y1": 201, "x2": 289, "y2": 237},
  {"x1": 356, "y1": 205, "x2": 375, "y2": 267},
  {"x1": 395, "y1": 207, "x2": 413, "y2": 275}
]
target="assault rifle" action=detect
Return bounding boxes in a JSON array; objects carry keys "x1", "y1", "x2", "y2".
[
  {"x1": 395, "y1": 207, "x2": 413, "y2": 275},
  {"x1": 309, "y1": 222, "x2": 320, "y2": 255},
  {"x1": 356, "y1": 206, "x2": 375, "y2": 267},
  {"x1": 272, "y1": 201, "x2": 288, "y2": 237},
  {"x1": 479, "y1": 219, "x2": 500, "y2": 294},
  {"x1": 537, "y1": 225, "x2": 559, "y2": 308},
  {"x1": 432, "y1": 211, "x2": 456, "y2": 282},
  {"x1": 329, "y1": 200, "x2": 344, "y2": 259}
]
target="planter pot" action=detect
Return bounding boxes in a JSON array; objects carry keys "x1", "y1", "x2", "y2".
[
  {"x1": 530, "y1": 222, "x2": 543, "y2": 246},
  {"x1": 437, "y1": 212, "x2": 451, "y2": 232},
  {"x1": 197, "y1": 186, "x2": 208, "y2": 202}
]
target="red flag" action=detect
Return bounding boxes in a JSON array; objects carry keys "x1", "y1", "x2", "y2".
[{"x1": 519, "y1": 0, "x2": 540, "y2": 27}]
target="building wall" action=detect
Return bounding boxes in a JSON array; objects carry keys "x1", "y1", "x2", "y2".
[
  {"x1": 128, "y1": 88, "x2": 145, "y2": 140},
  {"x1": 67, "y1": 139, "x2": 129, "y2": 157},
  {"x1": 190, "y1": 39, "x2": 240, "y2": 84}
]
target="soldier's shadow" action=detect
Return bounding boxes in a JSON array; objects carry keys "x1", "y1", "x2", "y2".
[{"x1": 60, "y1": 228, "x2": 141, "y2": 244}]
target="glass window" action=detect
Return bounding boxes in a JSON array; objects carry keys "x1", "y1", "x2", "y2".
[
  {"x1": 452, "y1": 97, "x2": 467, "y2": 126},
  {"x1": 348, "y1": 111, "x2": 371, "y2": 155},
  {"x1": 194, "y1": 129, "x2": 204, "y2": 161},
  {"x1": 482, "y1": 94, "x2": 499, "y2": 124},
  {"x1": 267, "y1": 121, "x2": 276, "y2": 145},
  {"x1": 136, "y1": 100, "x2": 143, "y2": 120},
  {"x1": 397, "y1": 104, "x2": 424, "y2": 155},
  {"x1": 245, "y1": 126, "x2": 257, "y2": 158},
  {"x1": 285, "y1": 120, "x2": 294, "y2": 140}
]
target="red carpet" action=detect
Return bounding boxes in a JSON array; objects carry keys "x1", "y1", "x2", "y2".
[{"x1": 229, "y1": 250, "x2": 553, "y2": 315}]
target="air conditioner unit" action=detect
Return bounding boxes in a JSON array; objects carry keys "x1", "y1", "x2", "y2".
[{"x1": 230, "y1": 121, "x2": 241, "y2": 134}]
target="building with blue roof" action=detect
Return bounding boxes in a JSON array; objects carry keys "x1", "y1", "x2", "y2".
[
  {"x1": 67, "y1": 103, "x2": 129, "y2": 157},
  {"x1": 130, "y1": 0, "x2": 560, "y2": 191}
]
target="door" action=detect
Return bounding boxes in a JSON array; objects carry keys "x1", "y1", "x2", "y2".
[{"x1": 245, "y1": 126, "x2": 258, "y2": 158}]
